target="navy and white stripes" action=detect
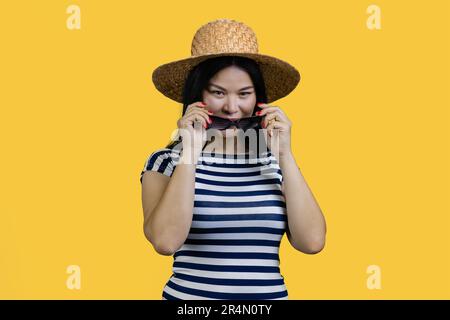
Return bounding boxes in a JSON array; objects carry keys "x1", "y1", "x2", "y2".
[
  {"x1": 140, "y1": 149, "x2": 176, "y2": 181},
  {"x1": 140, "y1": 148, "x2": 288, "y2": 300}
]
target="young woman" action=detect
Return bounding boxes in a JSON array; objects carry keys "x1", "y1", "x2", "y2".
[{"x1": 140, "y1": 19, "x2": 326, "y2": 300}]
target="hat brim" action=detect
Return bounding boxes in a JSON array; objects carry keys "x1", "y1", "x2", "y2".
[{"x1": 152, "y1": 52, "x2": 301, "y2": 104}]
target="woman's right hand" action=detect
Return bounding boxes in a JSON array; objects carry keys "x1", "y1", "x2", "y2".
[{"x1": 176, "y1": 101, "x2": 212, "y2": 157}]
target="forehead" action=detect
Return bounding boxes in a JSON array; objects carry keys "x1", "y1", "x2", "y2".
[{"x1": 208, "y1": 66, "x2": 253, "y2": 89}]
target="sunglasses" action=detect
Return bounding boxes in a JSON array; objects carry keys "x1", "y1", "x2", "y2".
[{"x1": 207, "y1": 115, "x2": 263, "y2": 131}]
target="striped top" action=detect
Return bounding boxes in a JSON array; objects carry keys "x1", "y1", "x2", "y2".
[{"x1": 140, "y1": 148, "x2": 288, "y2": 300}]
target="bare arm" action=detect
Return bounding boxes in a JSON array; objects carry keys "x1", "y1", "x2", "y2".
[
  {"x1": 142, "y1": 101, "x2": 211, "y2": 255},
  {"x1": 279, "y1": 152, "x2": 327, "y2": 254},
  {"x1": 142, "y1": 151, "x2": 200, "y2": 255}
]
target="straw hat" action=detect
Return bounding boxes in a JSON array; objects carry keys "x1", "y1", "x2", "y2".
[{"x1": 152, "y1": 19, "x2": 301, "y2": 103}]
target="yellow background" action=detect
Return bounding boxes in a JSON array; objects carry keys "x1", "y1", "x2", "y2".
[{"x1": 0, "y1": 0, "x2": 449, "y2": 299}]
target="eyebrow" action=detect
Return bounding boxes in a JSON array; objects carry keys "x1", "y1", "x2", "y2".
[{"x1": 209, "y1": 83, "x2": 254, "y2": 91}]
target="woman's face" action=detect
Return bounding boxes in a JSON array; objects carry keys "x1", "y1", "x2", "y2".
[{"x1": 202, "y1": 65, "x2": 257, "y2": 137}]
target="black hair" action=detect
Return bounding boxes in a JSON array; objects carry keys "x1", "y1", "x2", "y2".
[{"x1": 165, "y1": 55, "x2": 269, "y2": 154}]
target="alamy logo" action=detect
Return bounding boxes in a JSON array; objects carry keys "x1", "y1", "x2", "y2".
[
  {"x1": 66, "y1": 5, "x2": 81, "y2": 30},
  {"x1": 366, "y1": 265, "x2": 382, "y2": 290},
  {"x1": 66, "y1": 265, "x2": 81, "y2": 290},
  {"x1": 367, "y1": 5, "x2": 382, "y2": 30}
]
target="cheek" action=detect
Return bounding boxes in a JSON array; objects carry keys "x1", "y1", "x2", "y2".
[
  {"x1": 202, "y1": 94, "x2": 222, "y2": 109},
  {"x1": 245, "y1": 95, "x2": 257, "y2": 114},
  {"x1": 204, "y1": 100, "x2": 222, "y2": 112}
]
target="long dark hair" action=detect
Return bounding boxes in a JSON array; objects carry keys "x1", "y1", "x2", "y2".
[{"x1": 165, "y1": 55, "x2": 268, "y2": 153}]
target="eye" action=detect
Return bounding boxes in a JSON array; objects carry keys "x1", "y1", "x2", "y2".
[
  {"x1": 212, "y1": 90, "x2": 224, "y2": 96},
  {"x1": 240, "y1": 92, "x2": 252, "y2": 96}
]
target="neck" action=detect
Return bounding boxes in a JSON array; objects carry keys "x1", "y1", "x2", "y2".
[
  {"x1": 204, "y1": 135, "x2": 248, "y2": 154},
  {"x1": 222, "y1": 137, "x2": 247, "y2": 154}
]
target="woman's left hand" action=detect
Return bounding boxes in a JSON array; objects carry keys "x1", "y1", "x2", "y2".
[{"x1": 256, "y1": 103, "x2": 292, "y2": 158}]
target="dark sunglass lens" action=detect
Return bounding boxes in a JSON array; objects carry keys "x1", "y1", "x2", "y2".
[
  {"x1": 238, "y1": 116, "x2": 262, "y2": 131},
  {"x1": 209, "y1": 116, "x2": 230, "y2": 130}
]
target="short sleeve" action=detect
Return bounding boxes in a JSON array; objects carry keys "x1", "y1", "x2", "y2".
[{"x1": 140, "y1": 149, "x2": 179, "y2": 183}]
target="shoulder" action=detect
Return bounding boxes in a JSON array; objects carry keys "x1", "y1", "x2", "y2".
[
  {"x1": 140, "y1": 148, "x2": 181, "y2": 182},
  {"x1": 147, "y1": 148, "x2": 180, "y2": 162}
]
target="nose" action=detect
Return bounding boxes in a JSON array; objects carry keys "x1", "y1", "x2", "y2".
[{"x1": 222, "y1": 97, "x2": 240, "y2": 115}]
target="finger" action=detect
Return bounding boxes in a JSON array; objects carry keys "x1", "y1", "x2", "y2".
[
  {"x1": 190, "y1": 110, "x2": 212, "y2": 126},
  {"x1": 187, "y1": 114, "x2": 206, "y2": 129},
  {"x1": 186, "y1": 101, "x2": 208, "y2": 113},
  {"x1": 185, "y1": 104, "x2": 207, "y2": 115},
  {"x1": 263, "y1": 111, "x2": 286, "y2": 128},
  {"x1": 268, "y1": 110, "x2": 290, "y2": 125},
  {"x1": 190, "y1": 101, "x2": 208, "y2": 109},
  {"x1": 185, "y1": 108, "x2": 214, "y2": 122},
  {"x1": 262, "y1": 113, "x2": 279, "y2": 128},
  {"x1": 256, "y1": 105, "x2": 280, "y2": 117},
  {"x1": 272, "y1": 109, "x2": 288, "y2": 121},
  {"x1": 184, "y1": 105, "x2": 211, "y2": 122},
  {"x1": 193, "y1": 118, "x2": 204, "y2": 131},
  {"x1": 198, "y1": 107, "x2": 214, "y2": 117},
  {"x1": 265, "y1": 121, "x2": 284, "y2": 137},
  {"x1": 186, "y1": 113, "x2": 209, "y2": 129}
]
